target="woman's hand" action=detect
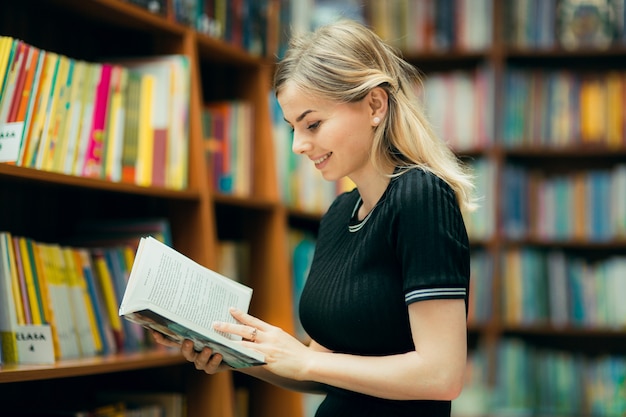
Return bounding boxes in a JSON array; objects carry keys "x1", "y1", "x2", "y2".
[
  {"x1": 214, "y1": 307, "x2": 314, "y2": 381},
  {"x1": 151, "y1": 331, "x2": 230, "y2": 375}
]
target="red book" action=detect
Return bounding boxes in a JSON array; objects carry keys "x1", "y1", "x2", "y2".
[
  {"x1": 6, "y1": 42, "x2": 29, "y2": 123},
  {"x1": 81, "y1": 63, "x2": 113, "y2": 178},
  {"x1": 14, "y1": 46, "x2": 41, "y2": 123}
]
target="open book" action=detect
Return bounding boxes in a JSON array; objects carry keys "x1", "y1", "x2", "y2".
[{"x1": 119, "y1": 236, "x2": 265, "y2": 368}]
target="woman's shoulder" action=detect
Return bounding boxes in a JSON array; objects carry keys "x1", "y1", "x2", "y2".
[{"x1": 390, "y1": 167, "x2": 455, "y2": 200}]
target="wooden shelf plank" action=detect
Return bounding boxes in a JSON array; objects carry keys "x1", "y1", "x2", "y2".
[{"x1": 0, "y1": 350, "x2": 186, "y2": 383}]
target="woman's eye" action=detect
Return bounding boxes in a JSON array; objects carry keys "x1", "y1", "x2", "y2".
[{"x1": 307, "y1": 121, "x2": 321, "y2": 131}]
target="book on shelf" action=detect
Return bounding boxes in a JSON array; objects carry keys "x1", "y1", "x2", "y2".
[
  {"x1": 202, "y1": 100, "x2": 253, "y2": 196},
  {"x1": 0, "y1": 232, "x2": 21, "y2": 363},
  {"x1": 113, "y1": 55, "x2": 190, "y2": 190},
  {"x1": 0, "y1": 36, "x2": 190, "y2": 189},
  {"x1": 0, "y1": 221, "x2": 179, "y2": 363},
  {"x1": 0, "y1": 232, "x2": 56, "y2": 364},
  {"x1": 119, "y1": 236, "x2": 265, "y2": 369}
]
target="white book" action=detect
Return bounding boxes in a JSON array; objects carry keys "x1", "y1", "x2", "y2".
[{"x1": 119, "y1": 236, "x2": 264, "y2": 368}]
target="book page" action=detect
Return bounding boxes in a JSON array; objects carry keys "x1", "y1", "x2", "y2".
[{"x1": 120, "y1": 236, "x2": 252, "y2": 340}]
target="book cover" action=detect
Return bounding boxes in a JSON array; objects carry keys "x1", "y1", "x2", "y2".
[
  {"x1": 103, "y1": 246, "x2": 144, "y2": 352},
  {"x1": 19, "y1": 237, "x2": 45, "y2": 325},
  {"x1": 92, "y1": 248, "x2": 124, "y2": 353},
  {"x1": 35, "y1": 242, "x2": 77, "y2": 360},
  {"x1": 119, "y1": 236, "x2": 265, "y2": 368},
  {"x1": 76, "y1": 248, "x2": 113, "y2": 355},
  {"x1": 35, "y1": 54, "x2": 71, "y2": 170},
  {"x1": 0, "y1": 39, "x2": 25, "y2": 125},
  {"x1": 82, "y1": 63, "x2": 113, "y2": 178},
  {"x1": 14, "y1": 45, "x2": 41, "y2": 124},
  {"x1": 49, "y1": 59, "x2": 83, "y2": 174},
  {"x1": 102, "y1": 65, "x2": 128, "y2": 182},
  {"x1": 115, "y1": 57, "x2": 173, "y2": 187},
  {"x1": 16, "y1": 48, "x2": 46, "y2": 166},
  {"x1": 135, "y1": 73, "x2": 155, "y2": 186},
  {"x1": 0, "y1": 36, "x2": 15, "y2": 96},
  {"x1": 21, "y1": 51, "x2": 60, "y2": 168},
  {"x1": 0, "y1": 232, "x2": 20, "y2": 363},
  {"x1": 5, "y1": 42, "x2": 30, "y2": 124},
  {"x1": 71, "y1": 62, "x2": 99, "y2": 176},
  {"x1": 62, "y1": 246, "x2": 98, "y2": 357},
  {"x1": 11, "y1": 236, "x2": 32, "y2": 325},
  {"x1": 120, "y1": 70, "x2": 141, "y2": 184},
  {"x1": 42, "y1": 56, "x2": 75, "y2": 172}
]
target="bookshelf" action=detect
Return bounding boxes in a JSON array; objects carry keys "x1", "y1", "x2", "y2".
[
  {"x1": 272, "y1": 1, "x2": 626, "y2": 416},
  {"x1": 0, "y1": 1, "x2": 302, "y2": 417}
]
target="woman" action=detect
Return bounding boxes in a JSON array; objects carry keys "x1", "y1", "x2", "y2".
[{"x1": 155, "y1": 19, "x2": 476, "y2": 417}]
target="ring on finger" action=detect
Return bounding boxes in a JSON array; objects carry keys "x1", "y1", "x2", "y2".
[{"x1": 250, "y1": 327, "x2": 257, "y2": 342}]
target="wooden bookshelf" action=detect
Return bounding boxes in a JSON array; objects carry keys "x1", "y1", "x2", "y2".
[
  {"x1": 296, "y1": 1, "x2": 626, "y2": 416},
  {"x1": 0, "y1": 1, "x2": 302, "y2": 417}
]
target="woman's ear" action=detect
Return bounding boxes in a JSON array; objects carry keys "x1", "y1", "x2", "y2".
[{"x1": 368, "y1": 86, "x2": 388, "y2": 122}]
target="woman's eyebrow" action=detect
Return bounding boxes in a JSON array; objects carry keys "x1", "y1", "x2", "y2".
[{"x1": 283, "y1": 109, "x2": 315, "y2": 125}]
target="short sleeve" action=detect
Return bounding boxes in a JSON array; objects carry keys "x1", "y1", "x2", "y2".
[{"x1": 390, "y1": 170, "x2": 470, "y2": 306}]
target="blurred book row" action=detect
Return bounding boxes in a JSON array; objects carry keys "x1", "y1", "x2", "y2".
[
  {"x1": 465, "y1": 247, "x2": 626, "y2": 329},
  {"x1": 126, "y1": 0, "x2": 292, "y2": 58},
  {"x1": 502, "y1": 165, "x2": 626, "y2": 241},
  {"x1": 503, "y1": 69, "x2": 626, "y2": 149},
  {"x1": 0, "y1": 36, "x2": 191, "y2": 190},
  {"x1": 455, "y1": 339, "x2": 626, "y2": 417},
  {"x1": 0, "y1": 219, "x2": 172, "y2": 364}
]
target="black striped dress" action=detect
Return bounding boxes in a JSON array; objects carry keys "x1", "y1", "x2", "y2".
[{"x1": 299, "y1": 168, "x2": 470, "y2": 417}]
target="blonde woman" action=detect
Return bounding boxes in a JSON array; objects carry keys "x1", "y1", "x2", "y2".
[{"x1": 155, "y1": 19, "x2": 475, "y2": 417}]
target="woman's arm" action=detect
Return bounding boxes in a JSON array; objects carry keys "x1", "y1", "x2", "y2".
[
  {"x1": 297, "y1": 299, "x2": 467, "y2": 400},
  {"x1": 224, "y1": 299, "x2": 467, "y2": 401},
  {"x1": 154, "y1": 298, "x2": 467, "y2": 401}
]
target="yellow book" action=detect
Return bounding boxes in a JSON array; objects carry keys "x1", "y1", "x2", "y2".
[
  {"x1": 122, "y1": 245, "x2": 136, "y2": 272},
  {"x1": 0, "y1": 36, "x2": 14, "y2": 94},
  {"x1": 579, "y1": 77, "x2": 606, "y2": 144},
  {"x1": 21, "y1": 51, "x2": 59, "y2": 167},
  {"x1": 5, "y1": 232, "x2": 25, "y2": 325},
  {"x1": 0, "y1": 39, "x2": 23, "y2": 124},
  {"x1": 34, "y1": 242, "x2": 63, "y2": 360},
  {"x1": 93, "y1": 250, "x2": 123, "y2": 351},
  {"x1": 67, "y1": 62, "x2": 98, "y2": 175},
  {"x1": 0, "y1": 232, "x2": 20, "y2": 363},
  {"x1": 135, "y1": 73, "x2": 154, "y2": 187},
  {"x1": 51, "y1": 59, "x2": 85, "y2": 173},
  {"x1": 32, "y1": 241, "x2": 56, "y2": 327},
  {"x1": 605, "y1": 72, "x2": 623, "y2": 149},
  {"x1": 18, "y1": 237, "x2": 43, "y2": 325},
  {"x1": 71, "y1": 248, "x2": 103, "y2": 354},
  {"x1": 572, "y1": 172, "x2": 587, "y2": 240},
  {"x1": 103, "y1": 65, "x2": 129, "y2": 182},
  {"x1": 37, "y1": 54, "x2": 70, "y2": 170},
  {"x1": 63, "y1": 246, "x2": 98, "y2": 357}
]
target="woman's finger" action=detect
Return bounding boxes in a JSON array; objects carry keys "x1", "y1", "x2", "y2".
[
  {"x1": 229, "y1": 307, "x2": 269, "y2": 330},
  {"x1": 213, "y1": 320, "x2": 259, "y2": 341},
  {"x1": 151, "y1": 331, "x2": 180, "y2": 348}
]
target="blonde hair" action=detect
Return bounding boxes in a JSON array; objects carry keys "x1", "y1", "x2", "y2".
[{"x1": 274, "y1": 20, "x2": 477, "y2": 212}]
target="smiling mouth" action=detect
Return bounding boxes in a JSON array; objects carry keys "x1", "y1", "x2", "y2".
[{"x1": 313, "y1": 152, "x2": 332, "y2": 165}]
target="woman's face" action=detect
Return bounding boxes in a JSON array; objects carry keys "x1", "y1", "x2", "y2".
[{"x1": 277, "y1": 81, "x2": 377, "y2": 183}]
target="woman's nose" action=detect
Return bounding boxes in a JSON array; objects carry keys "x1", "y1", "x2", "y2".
[{"x1": 291, "y1": 131, "x2": 311, "y2": 155}]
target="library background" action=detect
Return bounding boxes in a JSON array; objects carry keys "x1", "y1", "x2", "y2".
[{"x1": 0, "y1": 0, "x2": 625, "y2": 416}]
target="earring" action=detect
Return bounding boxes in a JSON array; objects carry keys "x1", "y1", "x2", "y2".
[{"x1": 373, "y1": 117, "x2": 381, "y2": 125}]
